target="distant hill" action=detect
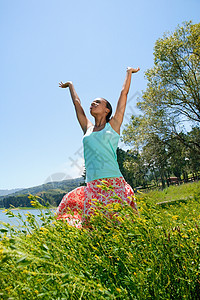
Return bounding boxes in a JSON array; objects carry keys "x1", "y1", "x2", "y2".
[
  {"x1": 0, "y1": 178, "x2": 85, "y2": 208},
  {"x1": 0, "y1": 178, "x2": 84, "y2": 198},
  {"x1": 0, "y1": 188, "x2": 23, "y2": 197}
]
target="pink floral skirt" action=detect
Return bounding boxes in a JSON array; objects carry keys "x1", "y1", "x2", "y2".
[{"x1": 56, "y1": 177, "x2": 137, "y2": 228}]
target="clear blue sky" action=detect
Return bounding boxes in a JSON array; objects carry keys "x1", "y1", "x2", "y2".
[{"x1": 1, "y1": 0, "x2": 199, "y2": 189}]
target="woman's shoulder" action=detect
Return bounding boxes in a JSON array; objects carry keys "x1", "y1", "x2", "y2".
[
  {"x1": 84, "y1": 123, "x2": 94, "y2": 136},
  {"x1": 83, "y1": 122, "x2": 94, "y2": 135},
  {"x1": 108, "y1": 119, "x2": 120, "y2": 136}
]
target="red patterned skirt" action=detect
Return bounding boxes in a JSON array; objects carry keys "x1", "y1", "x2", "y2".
[{"x1": 56, "y1": 177, "x2": 137, "y2": 228}]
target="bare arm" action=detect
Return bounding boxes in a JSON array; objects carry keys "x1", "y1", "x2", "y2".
[
  {"x1": 59, "y1": 81, "x2": 92, "y2": 133},
  {"x1": 110, "y1": 67, "x2": 140, "y2": 134}
]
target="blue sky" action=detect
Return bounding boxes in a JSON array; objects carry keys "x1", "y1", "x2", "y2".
[{"x1": 1, "y1": 0, "x2": 199, "y2": 189}]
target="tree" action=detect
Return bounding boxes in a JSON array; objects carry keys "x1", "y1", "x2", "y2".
[
  {"x1": 117, "y1": 148, "x2": 149, "y2": 189},
  {"x1": 122, "y1": 22, "x2": 200, "y2": 187},
  {"x1": 184, "y1": 127, "x2": 200, "y2": 179},
  {"x1": 142, "y1": 134, "x2": 170, "y2": 189},
  {"x1": 138, "y1": 21, "x2": 200, "y2": 151},
  {"x1": 117, "y1": 148, "x2": 137, "y2": 187}
]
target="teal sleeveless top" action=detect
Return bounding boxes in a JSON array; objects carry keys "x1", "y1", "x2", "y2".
[{"x1": 83, "y1": 122, "x2": 123, "y2": 182}]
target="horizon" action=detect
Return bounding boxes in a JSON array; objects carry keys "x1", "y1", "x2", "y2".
[{"x1": 0, "y1": 176, "x2": 84, "y2": 192}]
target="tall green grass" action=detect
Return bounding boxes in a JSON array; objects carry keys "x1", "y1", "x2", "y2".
[{"x1": 0, "y1": 181, "x2": 200, "y2": 299}]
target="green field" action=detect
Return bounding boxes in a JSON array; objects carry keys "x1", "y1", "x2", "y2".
[{"x1": 0, "y1": 181, "x2": 200, "y2": 299}]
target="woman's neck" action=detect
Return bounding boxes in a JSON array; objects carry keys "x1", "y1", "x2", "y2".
[
  {"x1": 94, "y1": 122, "x2": 106, "y2": 128},
  {"x1": 94, "y1": 117, "x2": 107, "y2": 128}
]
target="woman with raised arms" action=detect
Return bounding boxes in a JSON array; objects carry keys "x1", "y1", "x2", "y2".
[{"x1": 56, "y1": 67, "x2": 140, "y2": 227}]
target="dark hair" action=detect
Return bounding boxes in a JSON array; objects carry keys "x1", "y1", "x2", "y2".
[{"x1": 105, "y1": 99, "x2": 112, "y2": 122}]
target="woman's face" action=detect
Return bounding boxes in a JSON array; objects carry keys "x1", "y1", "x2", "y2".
[{"x1": 90, "y1": 98, "x2": 109, "y2": 116}]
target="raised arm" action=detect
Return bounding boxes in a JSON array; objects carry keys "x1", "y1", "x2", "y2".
[
  {"x1": 59, "y1": 81, "x2": 92, "y2": 134},
  {"x1": 110, "y1": 67, "x2": 140, "y2": 134}
]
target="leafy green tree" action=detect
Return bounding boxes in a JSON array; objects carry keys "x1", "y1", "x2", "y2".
[
  {"x1": 122, "y1": 21, "x2": 200, "y2": 188},
  {"x1": 185, "y1": 127, "x2": 200, "y2": 179},
  {"x1": 117, "y1": 148, "x2": 149, "y2": 189},
  {"x1": 117, "y1": 148, "x2": 135, "y2": 187},
  {"x1": 142, "y1": 134, "x2": 170, "y2": 189},
  {"x1": 123, "y1": 22, "x2": 200, "y2": 151},
  {"x1": 124, "y1": 151, "x2": 148, "y2": 189},
  {"x1": 138, "y1": 21, "x2": 200, "y2": 152}
]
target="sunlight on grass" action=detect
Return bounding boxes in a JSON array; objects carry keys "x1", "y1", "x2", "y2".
[{"x1": 0, "y1": 181, "x2": 200, "y2": 299}]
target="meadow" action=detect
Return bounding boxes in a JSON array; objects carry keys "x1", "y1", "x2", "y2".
[{"x1": 0, "y1": 181, "x2": 200, "y2": 299}]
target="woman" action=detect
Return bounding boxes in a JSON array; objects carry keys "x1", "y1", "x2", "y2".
[{"x1": 56, "y1": 67, "x2": 140, "y2": 228}]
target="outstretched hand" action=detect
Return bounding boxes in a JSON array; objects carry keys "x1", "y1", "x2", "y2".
[
  {"x1": 59, "y1": 81, "x2": 72, "y2": 88},
  {"x1": 127, "y1": 67, "x2": 140, "y2": 73}
]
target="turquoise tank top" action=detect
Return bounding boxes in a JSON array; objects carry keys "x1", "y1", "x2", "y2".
[{"x1": 83, "y1": 122, "x2": 123, "y2": 182}]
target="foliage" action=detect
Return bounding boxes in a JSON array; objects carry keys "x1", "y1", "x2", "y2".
[
  {"x1": 122, "y1": 124, "x2": 200, "y2": 189},
  {"x1": 0, "y1": 191, "x2": 66, "y2": 209},
  {"x1": 122, "y1": 21, "x2": 200, "y2": 189},
  {"x1": 0, "y1": 181, "x2": 200, "y2": 299},
  {"x1": 140, "y1": 21, "x2": 200, "y2": 144}
]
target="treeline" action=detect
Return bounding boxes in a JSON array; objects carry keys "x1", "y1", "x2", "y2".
[
  {"x1": 118, "y1": 21, "x2": 200, "y2": 189},
  {"x1": 0, "y1": 191, "x2": 66, "y2": 209},
  {"x1": 0, "y1": 178, "x2": 84, "y2": 209},
  {"x1": 117, "y1": 137, "x2": 200, "y2": 190}
]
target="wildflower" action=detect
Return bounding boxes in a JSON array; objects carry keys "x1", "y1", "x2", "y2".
[
  {"x1": 172, "y1": 215, "x2": 179, "y2": 220},
  {"x1": 181, "y1": 234, "x2": 188, "y2": 239},
  {"x1": 112, "y1": 235, "x2": 120, "y2": 242},
  {"x1": 92, "y1": 246, "x2": 98, "y2": 251},
  {"x1": 113, "y1": 203, "x2": 121, "y2": 210},
  {"x1": 104, "y1": 226, "x2": 110, "y2": 229},
  {"x1": 40, "y1": 227, "x2": 48, "y2": 233},
  {"x1": 101, "y1": 180, "x2": 108, "y2": 184},
  {"x1": 117, "y1": 216, "x2": 123, "y2": 223},
  {"x1": 31, "y1": 272, "x2": 36, "y2": 276},
  {"x1": 116, "y1": 288, "x2": 121, "y2": 293}
]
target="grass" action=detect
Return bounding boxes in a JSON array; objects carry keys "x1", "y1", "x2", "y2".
[
  {"x1": 0, "y1": 181, "x2": 200, "y2": 299},
  {"x1": 143, "y1": 181, "x2": 200, "y2": 203}
]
